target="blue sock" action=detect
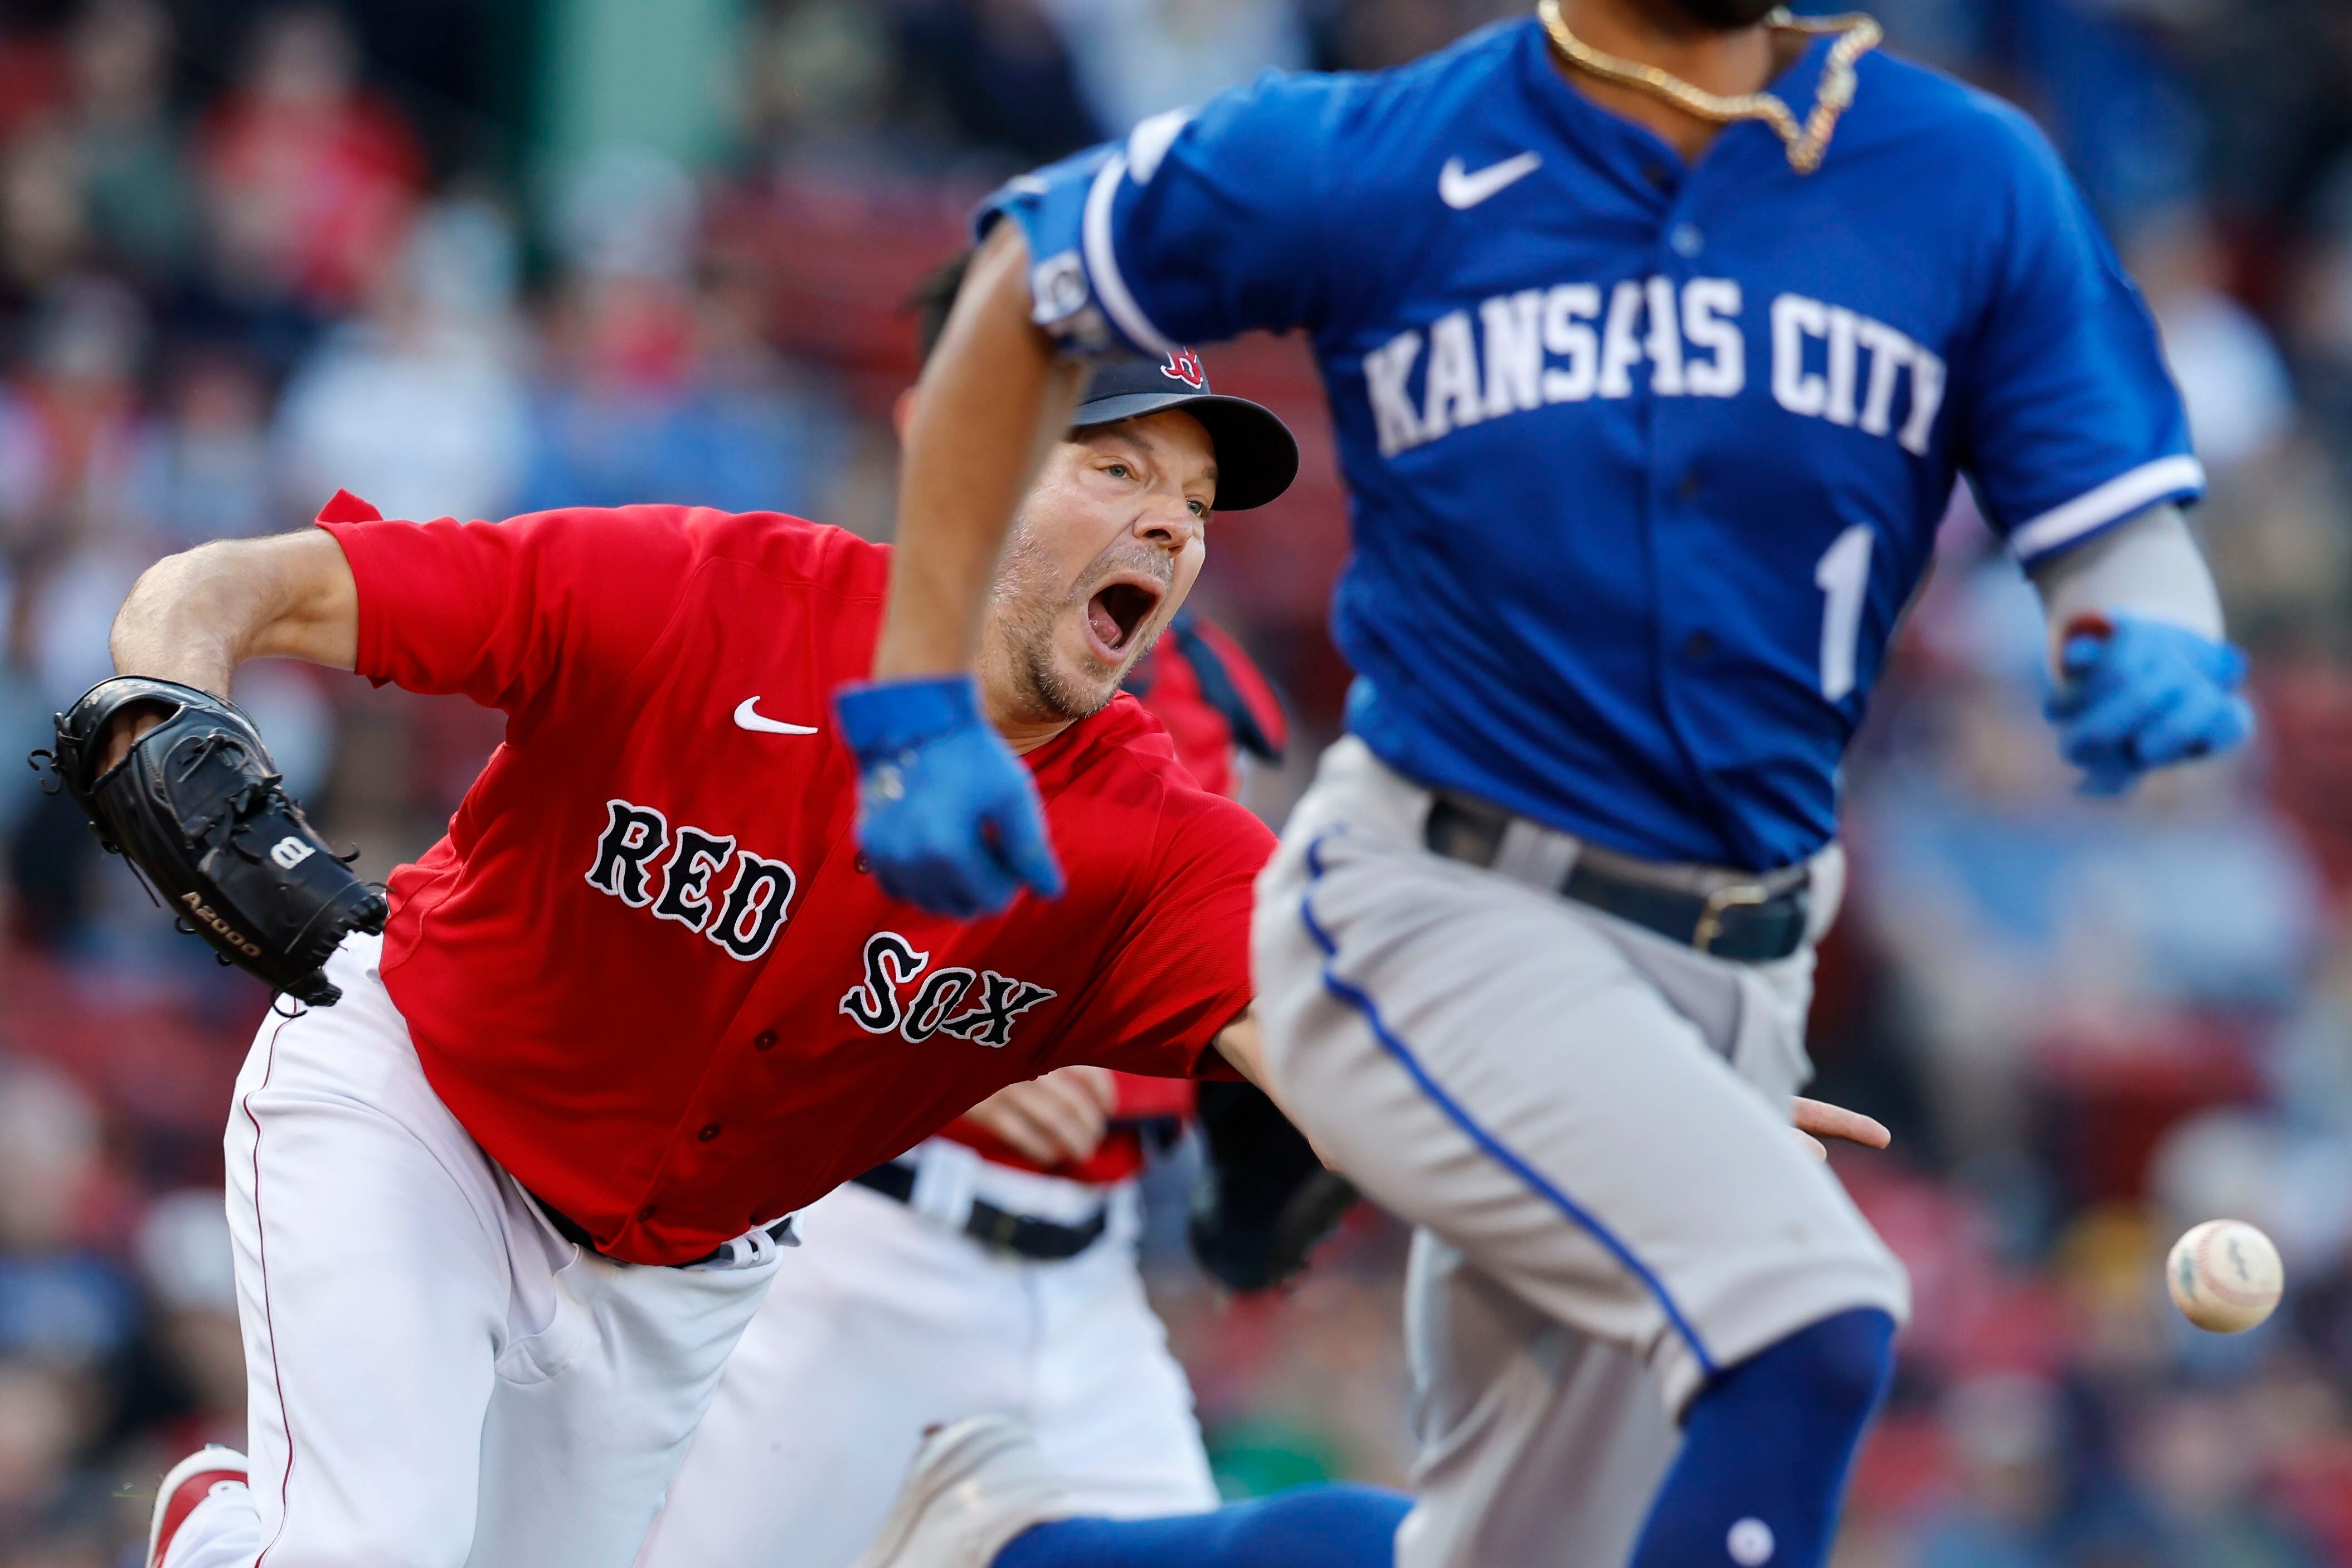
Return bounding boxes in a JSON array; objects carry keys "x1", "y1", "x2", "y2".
[
  {"x1": 994, "y1": 1484, "x2": 1408, "y2": 1568},
  {"x1": 1629, "y1": 1307, "x2": 1896, "y2": 1568}
]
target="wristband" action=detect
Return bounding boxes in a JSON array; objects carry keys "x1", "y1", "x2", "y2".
[{"x1": 834, "y1": 674, "x2": 986, "y2": 756}]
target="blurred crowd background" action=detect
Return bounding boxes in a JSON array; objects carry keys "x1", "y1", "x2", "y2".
[{"x1": 0, "y1": 0, "x2": 2348, "y2": 1562}]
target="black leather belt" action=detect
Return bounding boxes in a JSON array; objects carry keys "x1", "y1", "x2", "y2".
[
  {"x1": 531, "y1": 1194, "x2": 794, "y2": 1268},
  {"x1": 1423, "y1": 796, "x2": 1812, "y2": 963},
  {"x1": 852, "y1": 1162, "x2": 1109, "y2": 1261}
]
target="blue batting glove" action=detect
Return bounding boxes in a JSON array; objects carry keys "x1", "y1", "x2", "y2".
[
  {"x1": 2043, "y1": 615, "x2": 2254, "y2": 798},
  {"x1": 835, "y1": 674, "x2": 1065, "y2": 918}
]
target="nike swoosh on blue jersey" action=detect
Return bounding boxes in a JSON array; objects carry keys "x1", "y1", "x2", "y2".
[{"x1": 1439, "y1": 152, "x2": 1542, "y2": 210}]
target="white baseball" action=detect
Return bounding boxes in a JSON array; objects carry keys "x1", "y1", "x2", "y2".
[{"x1": 2166, "y1": 1219, "x2": 2283, "y2": 1334}]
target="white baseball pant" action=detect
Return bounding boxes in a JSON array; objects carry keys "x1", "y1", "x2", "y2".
[
  {"x1": 1253, "y1": 738, "x2": 1909, "y2": 1568},
  {"x1": 162, "y1": 932, "x2": 787, "y2": 1568},
  {"x1": 636, "y1": 1143, "x2": 1218, "y2": 1568}
]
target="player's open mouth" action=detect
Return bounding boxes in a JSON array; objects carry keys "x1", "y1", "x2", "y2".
[{"x1": 1083, "y1": 576, "x2": 1164, "y2": 661}]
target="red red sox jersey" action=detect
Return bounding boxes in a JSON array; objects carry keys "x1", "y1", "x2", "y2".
[{"x1": 315, "y1": 492, "x2": 1274, "y2": 1266}]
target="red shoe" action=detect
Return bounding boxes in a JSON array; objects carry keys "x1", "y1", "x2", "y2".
[{"x1": 146, "y1": 1446, "x2": 249, "y2": 1568}]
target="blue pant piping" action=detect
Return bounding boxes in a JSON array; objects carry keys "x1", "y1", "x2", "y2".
[{"x1": 1297, "y1": 831, "x2": 1718, "y2": 1377}]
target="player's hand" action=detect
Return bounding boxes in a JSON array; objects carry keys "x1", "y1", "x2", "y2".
[
  {"x1": 1791, "y1": 1097, "x2": 1890, "y2": 1162},
  {"x1": 2044, "y1": 615, "x2": 2253, "y2": 798},
  {"x1": 958, "y1": 1066, "x2": 1119, "y2": 1166},
  {"x1": 98, "y1": 705, "x2": 167, "y2": 773},
  {"x1": 835, "y1": 674, "x2": 1065, "y2": 918}
]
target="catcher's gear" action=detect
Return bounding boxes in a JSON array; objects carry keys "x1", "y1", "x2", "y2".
[
  {"x1": 1188, "y1": 1080, "x2": 1357, "y2": 1293},
  {"x1": 33, "y1": 677, "x2": 387, "y2": 1006}
]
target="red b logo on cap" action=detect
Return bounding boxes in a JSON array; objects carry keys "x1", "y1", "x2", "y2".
[{"x1": 1161, "y1": 348, "x2": 1206, "y2": 389}]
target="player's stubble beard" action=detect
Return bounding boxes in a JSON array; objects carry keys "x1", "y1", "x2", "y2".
[{"x1": 984, "y1": 523, "x2": 1172, "y2": 727}]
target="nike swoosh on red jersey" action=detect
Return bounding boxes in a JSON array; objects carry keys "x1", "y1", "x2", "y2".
[{"x1": 733, "y1": 698, "x2": 820, "y2": 736}]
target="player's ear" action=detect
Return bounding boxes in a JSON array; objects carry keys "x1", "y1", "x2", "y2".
[{"x1": 892, "y1": 387, "x2": 917, "y2": 444}]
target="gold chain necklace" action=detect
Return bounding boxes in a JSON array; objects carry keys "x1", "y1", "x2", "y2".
[{"x1": 1536, "y1": 0, "x2": 1882, "y2": 174}]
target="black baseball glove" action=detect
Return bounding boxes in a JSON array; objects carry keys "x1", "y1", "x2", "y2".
[
  {"x1": 1189, "y1": 1079, "x2": 1358, "y2": 1293},
  {"x1": 32, "y1": 677, "x2": 387, "y2": 1007}
]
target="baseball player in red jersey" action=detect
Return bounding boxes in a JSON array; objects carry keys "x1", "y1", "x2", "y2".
[
  {"x1": 111, "y1": 329, "x2": 1301, "y2": 1568},
  {"x1": 636, "y1": 610, "x2": 1288, "y2": 1568}
]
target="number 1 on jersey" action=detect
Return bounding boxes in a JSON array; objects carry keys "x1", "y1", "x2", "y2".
[{"x1": 1815, "y1": 524, "x2": 1874, "y2": 702}]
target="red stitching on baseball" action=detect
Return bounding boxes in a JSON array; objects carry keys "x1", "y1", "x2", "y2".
[{"x1": 2191, "y1": 1224, "x2": 2270, "y2": 1308}]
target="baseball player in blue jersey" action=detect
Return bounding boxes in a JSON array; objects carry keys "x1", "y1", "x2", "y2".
[{"x1": 830, "y1": 2, "x2": 2254, "y2": 1566}]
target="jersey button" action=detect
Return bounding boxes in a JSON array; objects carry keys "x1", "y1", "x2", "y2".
[
  {"x1": 698, "y1": 1123, "x2": 721, "y2": 1142},
  {"x1": 1681, "y1": 631, "x2": 1716, "y2": 663},
  {"x1": 854, "y1": 853, "x2": 871, "y2": 874},
  {"x1": 636, "y1": 1204, "x2": 657, "y2": 1221},
  {"x1": 1670, "y1": 222, "x2": 1704, "y2": 258},
  {"x1": 754, "y1": 1030, "x2": 778, "y2": 1051}
]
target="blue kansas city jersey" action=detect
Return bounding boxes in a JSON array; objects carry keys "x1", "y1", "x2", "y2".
[{"x1": 981, "y1": 18, "x2": 2200, "y2": 871}]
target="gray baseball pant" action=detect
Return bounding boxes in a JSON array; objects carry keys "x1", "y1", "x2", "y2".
[{"x1": 1252, "y1": 738, "x2": 1909, "y2": 1568}]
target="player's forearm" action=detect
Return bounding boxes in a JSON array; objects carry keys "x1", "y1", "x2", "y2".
[
  {"x1": 1210, "y1": 1010, "x2": 1311, "y2": 1132},
  {"x1": 874, "y1": 223, "x2": 1087, "y2": 678},
  {"x1": 2028, "y1": 503, "x2": 2223, "y2": 660},
  {"x1": 111, "y1": 530, "x2": 360, "y2": 693}
]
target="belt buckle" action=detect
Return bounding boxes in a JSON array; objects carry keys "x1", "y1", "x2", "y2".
[
  {"x1": 980, "y1": 1205, "x2": 1023, "y2": 1257},
  {"x1": 1692, "y1": 883, "x2": 1770, "y2": 955}
]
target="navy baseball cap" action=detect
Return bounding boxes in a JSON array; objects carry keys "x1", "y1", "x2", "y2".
[{"x1": 1070, "y1": 349, "x2": 1299, "y2": 513}]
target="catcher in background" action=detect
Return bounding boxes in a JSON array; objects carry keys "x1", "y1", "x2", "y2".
[{"x1": 637, "y1": 608, "x2": 1323, "y2": 1568}]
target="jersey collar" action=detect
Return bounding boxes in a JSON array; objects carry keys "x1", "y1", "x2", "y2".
[{"x1": 1018, "y1": 691, "x2": 1158, "y2": 788}]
